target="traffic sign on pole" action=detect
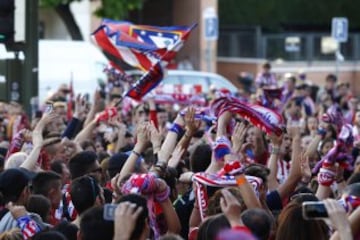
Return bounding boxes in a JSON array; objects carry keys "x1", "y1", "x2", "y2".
[
  {"x1": 203, "y1": 7, "x2": 218, "y2": 41},
  {"x1": 331, "y1": 17, "x2": 348, "y2": 43}
]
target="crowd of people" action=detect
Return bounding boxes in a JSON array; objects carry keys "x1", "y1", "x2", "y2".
[{"x1": 0, "y1": 62, "x2": 360, "y2": 240}]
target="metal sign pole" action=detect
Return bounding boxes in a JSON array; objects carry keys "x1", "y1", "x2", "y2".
[
  {"x1": 203, "y1": 7, "x2": 218, "y2": 73},
  {"x1": 331, "y1": 17, "x2": 348, "y2": 80},
  {"x1": 206, "y1": 40, "x2": 211, "y2": 72}
]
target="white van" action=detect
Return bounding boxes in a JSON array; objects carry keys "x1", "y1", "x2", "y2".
[
  {"x1": 126, "y1": 69, "x2": 238, "y2": 95},
  {"x1": 38, "y1": 40, "x2": 107, "y2": 102}
]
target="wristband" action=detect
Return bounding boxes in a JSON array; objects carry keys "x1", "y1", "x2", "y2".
[
  {"x1": 169, "y1": 123, "x2": 185, "y2": 135},
  {"x1": 318, "y1": 168, "x2": 336, "y2": 186},
  {"x1": 132, "y1": 150, "x2": 141, "y2": 158},
  {"x1": 213, "y1": 136, "x2": 231, "y2": 162},
  {"x1": 236, "y1": 175, "x2": 246, "y2": 186}
]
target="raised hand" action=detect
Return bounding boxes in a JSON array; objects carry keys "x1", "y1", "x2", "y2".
[
  {"x1": 114, "y1": 202, "x2": 144, "y2": 240},
  {"x1": 184, "y1": 106, "x2": 201, "y2": 136},
  {"x1": 74, "y1": 94, "x2": 88, "y2": 120},
  {"x1": 231, "y1": 122, "x2": 248, "y2": 154},
  {"x1": 220, "y1": 189, "x2": 243, "y2": 227},
  {"x1": 323, "y1": 198, "x2": 352, "y2": 239},
  {"x1": 269, "y1": 132, "x2": 283, "y2": 147},
  {"x1": 136, "y1": 122, "x2": 151, "y2": 149},
  {"x1": 149, "y1": 121, "x2": 162, "y2": 150},
  {"x1": 300, "y1": 154, "x2": 312, "y2": 184}
]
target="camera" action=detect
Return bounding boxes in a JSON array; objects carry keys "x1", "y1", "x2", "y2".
[
  {"x1": 45, "y1": 103, "x2": 53, "y2": 113},
  {"x1": 302, "y1": 202, "x2": 328, "y2": 220}
]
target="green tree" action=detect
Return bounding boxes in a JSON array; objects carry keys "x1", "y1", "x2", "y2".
[{"x1": 40, "y1": 0, "x2": 144, "y2": 40}]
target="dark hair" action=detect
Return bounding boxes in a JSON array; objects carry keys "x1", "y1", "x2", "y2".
[
  {"x1": 80, "y1": 206, "x2": 114, "y2": 240},
  {"x1": 31, "y1": 171, "x2": 61, "y2": 196},
  {"x1": 263, "y1": 62, "x2": 271, "y2": 69},
  {"x1": 190, "y1": 144, "x2": 212, "y2": 173},
  {"x1": 196, "y1": 214, "x2": 231, "y2": 240},
  {"x1": 0, "y1": 168, "x2": 32, "y2": 204},
  {"x1": 326, "y1": 125, "x2": 337, "y2": 140},
  {"x1": 289, "y1": 186, "x2": 318, "y2": 204},
  {"x1": 107, "y1": 153, "x2": 129, "y2": 179},
  {"x1": 241, "y1": 209, "x2": 273, "y2": 240},
  {"x1": 32, "y1": 231, "x2": 67, "y2": 240},
  {"x1": 276, "y1": 202, "x2": 328, "y2": 240},
  {"x1": 326, "y1": 74, "x2": 337, "y2": 82},
  {"x1": 53, "y1": 221, "x2": 78, "y2": 240},
  {"x1": 163, "y1": 167, "x2": 178, "y2": 201},
  {"x1": 0, "y1": 156, "x2": 4, "y2": 170},
  {"x1": 69, "y1": 151, "x2": 98, "y2": 180},
  {"x1": 244, "y1": 164, "x2": 270, "y2": 185},
  {"x1": 70, "y1": 176, "x2": 101, "y2": 215},
  {"x1": 207, "y1": 187, "x2": 245, "y2": 216},
  {"x1": 319, "y1": 138, "x2": 334, "y2": 154},
  {"x1": 103, "y1": 188, "x2": 113, "y2": 204},
  {"x1": 118, "y1": 194, "x2": 149, "y2": 240},
  {"x1": 81, "y1": 140, "x2": 96, "y2": 152},
  {"x1": 26, "y1": 194, "x2": 51, "y2": 223},
  {"x1": 50, "y1": 160, "x2": 64, "y2": 175}
]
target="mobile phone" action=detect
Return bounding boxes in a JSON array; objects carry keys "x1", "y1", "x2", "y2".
[
  {"x1": 103, "y1": 203, "x2": 118, "y2": 221},
  {"x1": 45, "y1": 103, "x2": 53, "y2": 113},
  {"x1": 302, "y1": 202, "x2": 328, "y2": 220}
]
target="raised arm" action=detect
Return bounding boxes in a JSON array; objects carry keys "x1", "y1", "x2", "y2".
[
  {"x1": 156, "y1": 178, "x2": 181, "y2": 234},
  {"x1": 330, "y1": 206, "x2": 360, "y2": 240},
  {"x1": 157, "y1": 113, "x2": 185, "y2": 162},
  {"x1": 84, "y1": 90, "x2": 103, "y2": 127},
  {"x1": 20, "y1": 112, "x2": 57, "y2": 171},
  {"x1": 119, "y1": 122, "x2": 150, "y2": 181},
  {"x1": 276, "y1": 126, "x2": 302, "y2": 199},
  {"x1": 267, "y1": 133, "x2": 283, "y2": 191}
]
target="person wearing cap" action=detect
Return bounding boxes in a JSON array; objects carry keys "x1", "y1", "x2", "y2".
[{"x1": 0, "y1": 168, "x2": 46, "y2": 236}]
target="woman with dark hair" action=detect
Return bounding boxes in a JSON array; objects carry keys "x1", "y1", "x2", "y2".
[
  {"x1": 276, "y1": 202, "x2": 329, "y2": 240},
  {"x1": 196, "y1": 214, "x2": 231, "y2": 240}
]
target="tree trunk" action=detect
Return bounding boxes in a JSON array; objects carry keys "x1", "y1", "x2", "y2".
[{"x1": 55, "y1": 3, "x2": 83, "y2": 40}]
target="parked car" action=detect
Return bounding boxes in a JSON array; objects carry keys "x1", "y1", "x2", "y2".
[{"x1": 127, "y1": 69, "x2": 238, "y2": 95}]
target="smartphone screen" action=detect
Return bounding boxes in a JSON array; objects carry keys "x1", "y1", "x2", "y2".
[
  {"x1": 45, "y1": 103, "x2": 53, "y2": 113},
  {"x1": 103, "y1": 203, "x2": 118, "y2": 221},
  {"x1": 302, "y1": 202, "x2": 328, "y2": 219}
]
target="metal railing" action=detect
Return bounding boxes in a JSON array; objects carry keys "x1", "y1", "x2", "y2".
[{"x1": 218, "y1": 28, "x2": 360, "y2": 62}]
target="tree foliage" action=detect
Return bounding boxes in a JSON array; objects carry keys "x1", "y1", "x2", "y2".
[
  {"x1": 94, "y1": 0, "x2": 143, "y2": 20},
  {"x1": 40, "y1": 0, "x2": 144, "y2": 40},
  {"x1": 219, "y1": 0, "x2": 360, "y2": 31}
]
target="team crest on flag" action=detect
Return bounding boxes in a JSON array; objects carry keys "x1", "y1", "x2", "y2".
[{"x1": 92, "y1": 19, "x2": 196, "y2": 101}]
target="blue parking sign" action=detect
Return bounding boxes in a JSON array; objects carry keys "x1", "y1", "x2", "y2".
[
  {"x1": 205, "y1": 17, "x2": 218, "y2": 41},
  {"x1": 332, "y1": 17, "x2": 348, "y2": 42}
]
